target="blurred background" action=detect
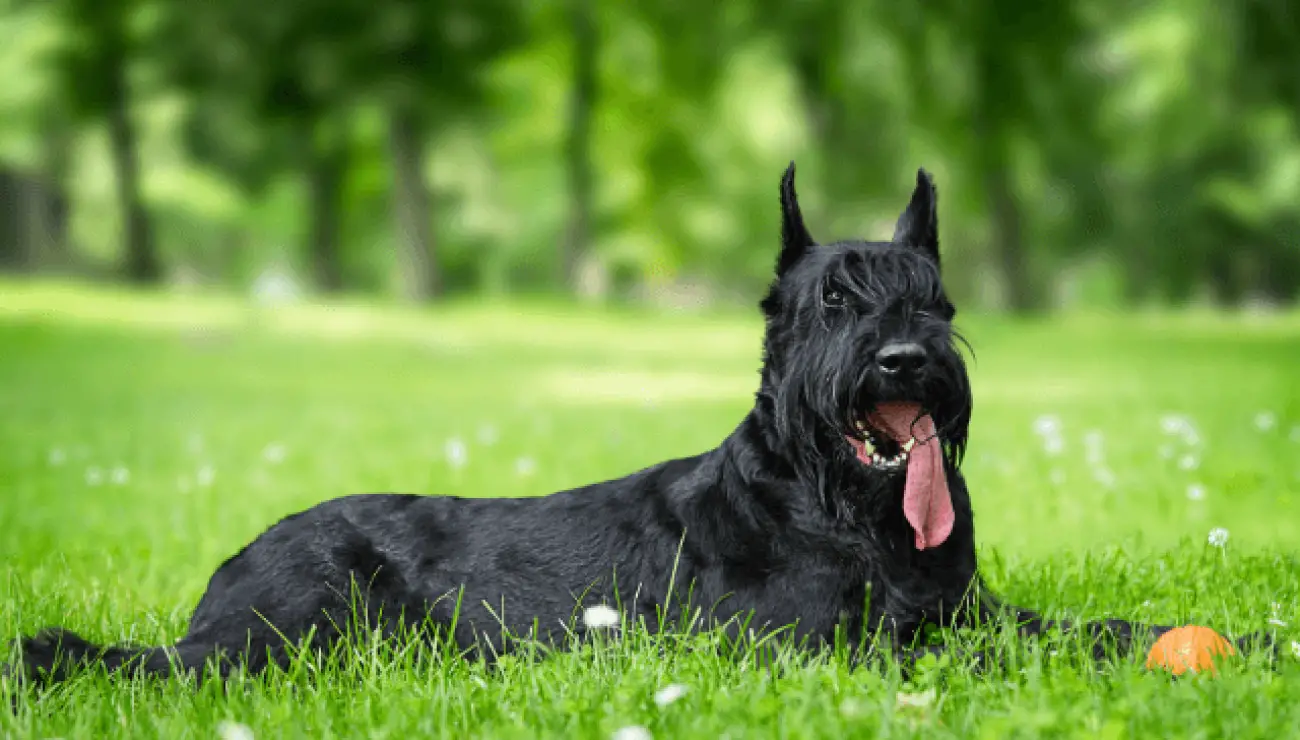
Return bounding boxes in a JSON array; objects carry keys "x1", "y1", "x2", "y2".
[
  {"x1": 3, "y1": 1, "x2": 1300, "y2": 659},
  {"x1": 1, "y1": 0, "x2": 1298, "y2": 313}
]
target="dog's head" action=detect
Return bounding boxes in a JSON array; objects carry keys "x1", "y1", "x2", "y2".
[{"x1": 756, "y1": 163, "x2": 972, "y2": 544}]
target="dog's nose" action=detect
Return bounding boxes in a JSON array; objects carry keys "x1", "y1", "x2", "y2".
[{"x1": 876, "y1": 342, "x2": 929, "y2": 378}]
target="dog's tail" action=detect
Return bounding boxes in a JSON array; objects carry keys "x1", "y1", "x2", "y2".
[{"x1": 3, "y1": 627, "x2": 225, "y2": 685}]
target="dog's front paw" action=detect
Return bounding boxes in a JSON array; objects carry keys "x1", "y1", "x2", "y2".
[{"x1": 1233, "y1": 630, "x2": 1280, "y2": 662}]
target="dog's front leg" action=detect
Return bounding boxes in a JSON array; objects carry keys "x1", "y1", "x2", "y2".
[
  {"x1": 1003, "y1": 609, "x2": 1174, "y2": 661},
  {"x1": 1012, "y1": 608, "x2": 1277, "y2": 661}
]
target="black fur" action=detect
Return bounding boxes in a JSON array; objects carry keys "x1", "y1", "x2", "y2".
[{"x1": 4, "y1": 164, "x2": 1262, "y2": 686}]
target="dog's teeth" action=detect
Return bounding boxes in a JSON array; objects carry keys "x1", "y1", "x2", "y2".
[
  {"x1": 855, "y1": 420, "x2": 865, "y2": 431},
  {"x1": 902, "y1": 439, "x2": 915, "y2": 452}
]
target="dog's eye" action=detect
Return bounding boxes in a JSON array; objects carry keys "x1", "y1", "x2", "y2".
[{"x1": 822, "y1": 287, "x2": 846, "y2": 309}]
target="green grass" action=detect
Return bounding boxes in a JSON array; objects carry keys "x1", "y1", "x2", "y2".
[{"x1": 1, "y1": 278, "x2": 1299, "y2": 738}]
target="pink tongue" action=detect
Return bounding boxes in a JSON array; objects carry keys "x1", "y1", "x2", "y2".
[{"x1": 864, "y1": 402, "x2": 955, "y2": 550}]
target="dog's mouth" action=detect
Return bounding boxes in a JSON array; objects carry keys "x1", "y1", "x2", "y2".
[
  {"x1": 843, "y1": 401, "x2": 956, "y2": 550},
  {"x1": 849, "y1": 418, "x2": 915, "y2": 470}
]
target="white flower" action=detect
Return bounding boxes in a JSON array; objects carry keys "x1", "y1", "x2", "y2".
[
  {"x1": 611, "y1": 726, "x2": 652, "y2": 740},
  {"x1": 197, "y1": 464, "x2": 215, "y2": 487},
  {"x1": 1034, "y1": 417, "x2": 1065, "y2": 455},
  {"x1": 250, "y1": 267, "x2": 302, "y2": 306},
  {"x1": 85, "y1": 467, "x2": 103, "y2": 486},
  {"x1": 582, "y1": 605, "x2": 621, "y2": 630},
  {"x1": 1083, "y1": 430, "x2": 1105, "y2": 463},
  {"x1": 1208, "y1": 527, "x2": 1229, "y2": 548},
  {"x1": 1269, "y1": 603, "x2": 1288, "y2": 627},
  {"x1": 110, "y1": 466, "x2": 130, "y2": 486},
  {"x1": 262, "y1": 444, "x2": 286, "y2": 464},
  {"x1": 1032, "y1": 415, "x2": 1062, "y2": 438},
  {"x1": 839, "y1": 698, "x2": 866, "y2": 718},
  {"x1": 1178, "y1": 454, "x2": 1199, "y2": 471},
  {"x1": 217, "y1": 721, "x2": 255, "y2": 740},
  {"x1": 514, "y1": 457, "x2": 537, "y2": 477},
  {"x1": 445, "y1": 437, "x2": 468, "y2": 469},
  {"x1": 895, "y1": 688, "x2": 937, "y2": 709},
  {"x1": 1186, "y1": 484, "x2": 1206, "y2": 501},
  {"x1": 1254, "y1": 412, "x2": 1277, "y2": 431},
  {"x1": 1291, "y1": 641, "x2": 1300, "y2": 660},
  {"x1": 48, "y1": 448, "x2": 66, "y2": 466},
  {"x1": 1160, "y1": 415, "x2": 1201, "y2": 445},
  {"x1": 653, "y1": 683, "x2": 687, "y2": 707}
]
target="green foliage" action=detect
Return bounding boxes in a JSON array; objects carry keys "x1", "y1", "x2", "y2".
[
  {"x1": 1, "y1": 281, "x2": 1300, "y2": 736},
  {"x1": 0, "y1": 0, "x2": 1298, "y2": 307}
]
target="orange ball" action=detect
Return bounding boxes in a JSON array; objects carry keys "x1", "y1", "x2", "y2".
[{"x1": 1145, "y1": 626, "x2": 1236, "y2": 676}]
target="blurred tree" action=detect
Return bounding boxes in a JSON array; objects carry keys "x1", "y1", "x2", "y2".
[
  {"x1": 3, "y1": 0, "x2": 1297, "y2": 308},
  {"x1": 47, "y1": 0, "x2": 159, "y2": 282},
  {"x1": 34, "y1": 108, "x2": 73, "y2": 269},
  {"x1": 154, "y1": 0, "x2": 523, "y2": 299},
  {"x1": 881, "y1": 0, "x2": 1097, "y2": 311},
  {"x1": 357, "y1": 0, "x2": 524, "y2": 300},
  {"x1": 1236, "y1": 0, "x2": 1299, "y2": 124},
  {"x1": 751, "y1": 0, "x2": 910, "y2": 214},
  {"x1": 0, "y1": 164, "x2": 67, "y2": 273},
  {"x1": 0, "y1": 168, "x2": 25, "y2": 269},
  {"x1": 560, "y1": 0, "x2": 597, "y2": 290},
  {"x1": 1226, "y1": 0, "x2": 1300, "y2": 301},
  {"x1": 152, "y1": 0, "x2": 361, "y2": 293}
]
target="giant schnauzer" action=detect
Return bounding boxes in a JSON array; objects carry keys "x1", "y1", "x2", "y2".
[{"x1": 5, "y1": 164, "x2": 1256, "y2": 685}]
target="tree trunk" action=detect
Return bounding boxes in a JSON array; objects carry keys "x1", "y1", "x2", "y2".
[
  {"x1": 37, "y1": 117, "x2": 73, "y2": 269},
  {"x1": 973, "y1": 55, "x2": 1033, "y2": 313},
  {"x1": 305, "y1": 138, "x2": 347, "y2": 294},
  {"x1": 0, "y1": 168, "x2": 24, "y2": 271},
  {"x1": 984, "y1": 161, "x2": 1032, "y2": 312},
  {"x1": 388, "y1": 103, "x2": 441, "y2": 301},
  {"x1": 106, "y1": 61, "x2": 161, "y2": 284},
  {"x1": 560, "y1": 0, "x2": 598, "y2": 290}
]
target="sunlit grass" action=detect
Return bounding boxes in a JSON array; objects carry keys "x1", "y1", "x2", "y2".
[{"x1": 1, "y1": 279, "x2": 1299, "y2": 738}]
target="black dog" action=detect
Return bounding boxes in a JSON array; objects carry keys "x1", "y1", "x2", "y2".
[{"x1": 6, "y1": 165, "x2": 1243, "y2": 685}]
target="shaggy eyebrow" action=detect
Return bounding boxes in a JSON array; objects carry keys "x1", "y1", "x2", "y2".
[{"x1": 828, "y1": 249, "x2": 943, "y2": 306}]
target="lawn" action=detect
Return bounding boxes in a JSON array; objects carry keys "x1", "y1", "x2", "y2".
[{"x1": 1, "y1": 279, "x2": 1298, "y2": 738}]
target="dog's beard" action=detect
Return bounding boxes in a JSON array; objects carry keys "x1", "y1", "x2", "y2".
[{"x1": 767, "y1": 341, "x2": 972, "y2": 546}]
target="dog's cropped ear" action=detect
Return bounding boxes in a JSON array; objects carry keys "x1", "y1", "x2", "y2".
[
  {"x1": 891, "y1": 168, "x2": 939, "y2": 266},
  {"x1": 777, "y1": 161, "x2": 816, "y2": 276}
]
